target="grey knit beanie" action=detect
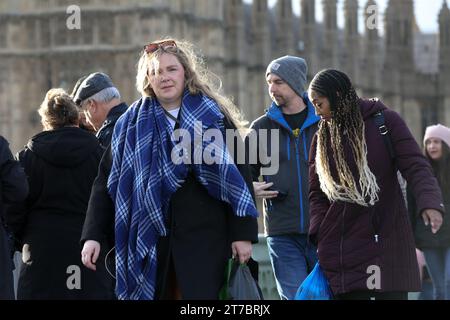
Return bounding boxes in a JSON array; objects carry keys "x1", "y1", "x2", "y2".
[{"x1": 266, "y1": 55, "x2": 308, "y2": 97}]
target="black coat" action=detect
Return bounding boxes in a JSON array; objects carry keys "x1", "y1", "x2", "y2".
[
  {"x1": 96, "y1": 103, "x2": 128, "y2": 149},
  {"x1": 408, "y1": 166, "x2": 450, "y2": 250},
  {"x1": 0, "y1": 136, "x2": 28, "y2": 299},
  {"x1": 6, "y1": 127, "x2": 114, "y2": 299},
  {"x1": 81, "y1": 119, "x2": 259, "y2": 299}
]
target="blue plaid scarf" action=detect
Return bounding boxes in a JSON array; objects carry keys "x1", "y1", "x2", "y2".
[{"x1": 107, "y1": 90, "x2": 258, "y2": 300}]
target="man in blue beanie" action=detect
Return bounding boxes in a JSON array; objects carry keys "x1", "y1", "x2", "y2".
[{"x1": 247, "y1": 56, "x2": 320, "y2": 300}]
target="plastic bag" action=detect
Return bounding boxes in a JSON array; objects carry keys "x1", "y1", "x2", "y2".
[
  {"x1": 294, "y1": 262, "x2": 333, "y2": 300},
  {"x1": 219, "y1": 258, "x2": 264, "y2": 300}
]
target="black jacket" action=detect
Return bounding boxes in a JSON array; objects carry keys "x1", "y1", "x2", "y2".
[
  {"x1": 7, "y1": 127, "x2": 113, "y2": 299},
  {"x1": 408, "y1": 175, "x2": 450, "y2": 249},
  {"x1": 0, "y1": 136, "x2": 28, "y2": 206},
  {"x1": 0, "y1": 136, "x2": 28, "y2": 299},
  {"x1": 81, "y1": 117, "x2": 259, "y2": 299},
  {"x1": 96, "y1": 103, "x2": 128, "y2": 148}
]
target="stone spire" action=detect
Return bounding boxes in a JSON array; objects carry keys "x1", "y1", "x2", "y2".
[
  {"x1": 364, "y1": 0, "x2": 379, "y2": 42},
  {"x1": 247, "y1": 0, "x2": 273, "y2": 120},
  {"x1": 439, "y1": 0, "x2": 450, "y2": 72},
  {"x1": 384, "y1": 0, "x2": 414, "y2": 72},
  {"x1": 194, "y1": 0, "x2": 225, "y2": 75},
  {"x1": 343, "y1": 0, "x2": 359, "y2": 81},
  {"x1": 224, "y1": 0, "x2": 246, "y2": 65},
  {"x1": 321, "y1": 0, "x2": 338, "y2": 68},
  {"x1": 300, "y1": 0, "x2": 315, "y2": 25},
  {"x1": 438, "y1": 0, "x2": 450, "y2": 125},
  {"x1": 362, "y1": 0, "x2": 381, "y2": 95},
  {"x1": 344, "y1": 0, "x2": 359, "y2": 38},
  {"x1": 224, "y1": 0, "x2": 248, "y2": 111},
  {"x1": 275, "y1": 0, "x2": 295, "y2": 56},
  {"x1": 384, "y1": 0, "x2": 421, "y2": 140},
  {"x1": 299, "y1": 0, "x2": 316, "y2": 75},
  {"x1": 250, "y1": 0, "x2": 271, "y2": 68}
]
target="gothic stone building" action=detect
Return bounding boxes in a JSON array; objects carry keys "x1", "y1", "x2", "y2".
[{"x1": 0, "y1": 0, "x2": 449, "y2": 152}]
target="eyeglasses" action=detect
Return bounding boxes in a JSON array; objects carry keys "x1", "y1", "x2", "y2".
[{"x1": 144, "y1": 40, "x2": 177, "y2": 54}]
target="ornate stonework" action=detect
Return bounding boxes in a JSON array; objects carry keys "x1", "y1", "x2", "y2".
[{"x1": 0, "y1": 0, "x2": 449, "y2": 152}]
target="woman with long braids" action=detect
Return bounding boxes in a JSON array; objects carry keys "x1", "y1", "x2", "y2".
[{"x1": 308, "y1": 69, "x2": 445, "y2": 300}]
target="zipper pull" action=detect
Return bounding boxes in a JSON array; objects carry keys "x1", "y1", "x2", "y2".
[{"x1": 374, "y1": 234, "x2": 379, "y2": 243}]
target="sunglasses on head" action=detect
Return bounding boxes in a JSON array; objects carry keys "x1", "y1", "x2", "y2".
[{"x1": 144, "y1": 40, "x2": 177, "y2": 54}]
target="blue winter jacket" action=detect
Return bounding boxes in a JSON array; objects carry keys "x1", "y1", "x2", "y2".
[{"x1": 248, "y1": 93, "x2": 319, "y2": 236}]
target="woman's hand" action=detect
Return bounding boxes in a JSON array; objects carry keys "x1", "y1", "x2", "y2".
[
  {"x1": 422, "y1": 209, "x2": 443, "y2": 234},
  {"x1": 231, "y1": 241, "x2": 252, "y2": 264},
  {"x1": 81, "y1": 240, "x2": 101, "y2": 271}
]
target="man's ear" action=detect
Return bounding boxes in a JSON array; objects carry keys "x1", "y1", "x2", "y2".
[{"x1": 89, "y1": 100, "x2": 97, "y2": 114}]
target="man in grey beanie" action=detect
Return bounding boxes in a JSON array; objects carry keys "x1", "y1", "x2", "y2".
[
  {"x1": 265, "y1": 55, "x2": 308, "y2": 98},
  {"x1": 246, "y1": 56, "x2": 320, "y2": 300}
]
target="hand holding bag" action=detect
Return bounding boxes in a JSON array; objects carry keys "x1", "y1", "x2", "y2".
[
  {"x1": 295, "y1": 262, "x2": 333, "y2": 300},
  {"x1": 219, "y1": 258, "x2": 264, "y2": 300}
]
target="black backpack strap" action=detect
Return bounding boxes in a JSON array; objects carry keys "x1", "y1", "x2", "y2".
[{"x1": 372, "y1": 111, "x2": 396, "y2": 166}]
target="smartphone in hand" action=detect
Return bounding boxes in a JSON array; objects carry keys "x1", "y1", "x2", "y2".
[{"x1": 267, "y1": 188, "x2": 288, "y2": 201}]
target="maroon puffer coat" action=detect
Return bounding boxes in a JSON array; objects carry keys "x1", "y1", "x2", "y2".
[{"x1": 309, "y1": 99, "x2": 444, "y2": 295}]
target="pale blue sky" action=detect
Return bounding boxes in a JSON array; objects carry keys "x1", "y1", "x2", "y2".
[{"x1": 244, "y1": 0, "x2": 447, "y2": 34}]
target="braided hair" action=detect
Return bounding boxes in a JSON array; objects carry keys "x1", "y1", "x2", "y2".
[{"x1": 309, "y1": 69, "x2": 379, "y2": 206}]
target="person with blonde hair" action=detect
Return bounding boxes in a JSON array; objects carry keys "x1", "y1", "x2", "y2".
[
  {"x1": 307, "y1": 69, "x2": 444, "y2": 300},
  {"x1": 6, "y1": 89, "x2": 111, "y2": 299},
  {"x1": 81, "y1": 39, "x2": 258, "y2": 300}
]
